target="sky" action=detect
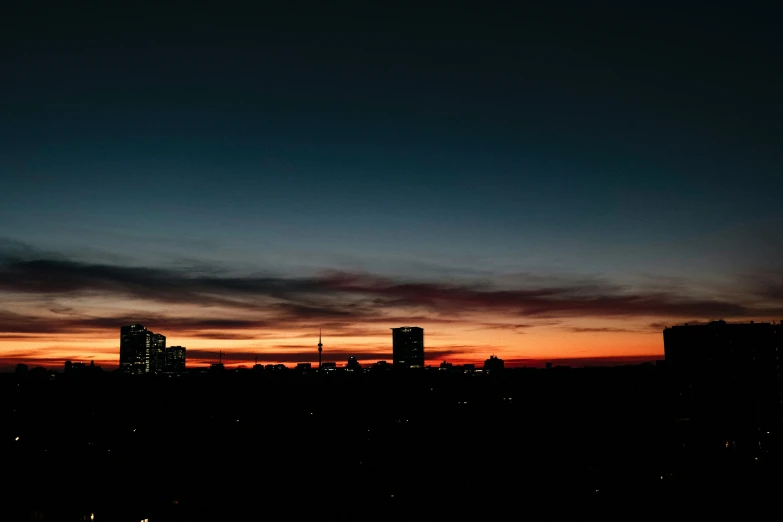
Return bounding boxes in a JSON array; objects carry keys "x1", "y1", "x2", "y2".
[{"x1": 1, "y1": 1, "x2": 782, "y2": 370}]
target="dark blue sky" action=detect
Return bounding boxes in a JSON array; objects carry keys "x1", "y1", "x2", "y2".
[{"x1": 1, "y1": 2, "x2": 782, "y2": 365}]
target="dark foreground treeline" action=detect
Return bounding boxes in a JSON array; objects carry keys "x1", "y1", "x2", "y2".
[{"x1": 2, "y1": 366, "x2": 781, "y2": 520}]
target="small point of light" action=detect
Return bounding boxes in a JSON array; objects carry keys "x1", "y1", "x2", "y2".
[
  {"x1": 15, "y1": 436, "x2": 20, "y2": 441},
  {"x1": 90, "y1": 514, "x2": 94, "y2": 521}
]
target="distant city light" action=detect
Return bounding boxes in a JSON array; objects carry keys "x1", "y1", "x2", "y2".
[{"x1": 15, "y1": 436, "x2": 19, "y2": 441}]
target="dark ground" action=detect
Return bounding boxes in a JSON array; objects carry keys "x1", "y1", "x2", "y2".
[{"x1": 2, "y1": 366, "x2": 781, "y2": 520}]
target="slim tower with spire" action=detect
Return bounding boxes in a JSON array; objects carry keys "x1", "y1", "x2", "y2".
[{"x1": 318, "y1": 329, "x2": 323, "y2": 370}]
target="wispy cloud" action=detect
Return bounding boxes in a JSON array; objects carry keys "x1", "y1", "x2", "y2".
[
  {"x1": 1, "y1": 237, "x2": 782, "y2": 372},
  {"x1": 563, "y1": 327, "x2": 641, "y2": 334},
  {"x1": 2, "y1": 242, "x2": 783, "y2": 342}
]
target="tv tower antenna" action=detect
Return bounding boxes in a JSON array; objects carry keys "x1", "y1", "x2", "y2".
[{"x1": 318, "y1": 329, "x2": 323, "y2": 370}]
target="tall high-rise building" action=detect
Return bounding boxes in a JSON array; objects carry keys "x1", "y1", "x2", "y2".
[
  {"x1": 119, "y1": 324, "x2": 152, "y2": 374},
  {"x1": 392, "y1": 327, "x2": 424, "y2": 369},
  {"x1": 166, "y1": 346, "x2": 186, "y2": 373},
  {"x1": 664, "y1": 320, "x2": 783, "y2": 431},
  {"x1": 151, "y1": 333, "x2": 166, "y2": 374}
]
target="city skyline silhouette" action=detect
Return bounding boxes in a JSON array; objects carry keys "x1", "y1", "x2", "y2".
[
  {"x1": 2, "y1": 2, "x2": 782, "y2": 372},
  {"x1": 2, "y1": 1, "x2": 783, "y2": 518}
]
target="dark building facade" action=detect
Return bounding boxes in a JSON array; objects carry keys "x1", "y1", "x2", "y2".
[
  {"x1": 392, "y1": 327, "x2": 424, "y2": 369},
  {"x1": 166, "y1": 346, "x2": 186, "y2": 373},
  {"x1": 120, "y1": 324, "x2": 172, "y2": 374},
  {"x1": 484, "y1": 354, "x2": 504, "y2": 372},
  {"x1": 346, "y1": 356, "x2": 362, "y2": 372},
  {"x1": 664, "y1": 320, "x2": 783, "y2": 436},
  {"x1": 119, "y1": 324, "x2": 152, "y2": 374},
  {"x1": 151, "y1": 333, "x2": 166, "y2": 374}
]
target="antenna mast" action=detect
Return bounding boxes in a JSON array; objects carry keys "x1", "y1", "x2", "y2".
[{"x1": 318, "y1": 329, "x2": 323, "y2": 370}]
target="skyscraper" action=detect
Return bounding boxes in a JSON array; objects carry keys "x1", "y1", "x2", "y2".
[
  {"x1": 151, "y1": 333, "x2": 166, "y2": 374},
  {"x1": 166, "y1": 346, "x2": 186, "y2": 373},
  {"x1": 392, "y1": 327, "x2": 424, "y2": 369},
  {"x1": 119, "y1": 324, "x2": 152, "y2": 374}
]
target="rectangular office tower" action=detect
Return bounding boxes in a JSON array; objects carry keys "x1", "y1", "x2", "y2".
[
  {"x1": 664, "y1": 320, "x2": 782, "y2": 433},
  {"x1": 151, "y1": 333, "x2": 166, "y2": 374},
  {"x1": 166, "y1": 346, "x2": 186, "y2": 373},
  {"x1": 392, "y1": 327, "x2": 424, "y2": 369},
  {"x1": 119, "y1": 324, "x2": 153, "y2": 374}
]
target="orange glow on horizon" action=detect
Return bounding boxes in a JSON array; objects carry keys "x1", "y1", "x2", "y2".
[{"x1": 0, "y1": 323, "x2": 665, "y2": 371}]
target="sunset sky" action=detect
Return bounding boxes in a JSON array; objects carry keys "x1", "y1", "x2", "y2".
[{"x1": 2, "y1": 2, "x2": 782, "y2": 370}]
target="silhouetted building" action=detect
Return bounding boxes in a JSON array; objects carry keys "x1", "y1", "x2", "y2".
[
  {"x1": 392, "y1": 326, "x2": 424, "y2": 369},
  {"x1": 166, "y1": 346, "x2": 186, "y2": 373},
  {"x1": 64, "y1": 361, "x2": 84, "y2": 374},
  {"x1": 439, "y1": 361, "x2": 453, "y2": 371},
  {"x1": 321, "y1": 362, "x2": 337, "y2": 372},
  {"x1": 346, "y1": 356, "x2": 362, "y2": 372},
  {"x1": 65, "y1": 360, "x2": 102, "y2": 377},
  {"x1": 151, "y1": 333, "x2": 166, "y2": 374},
  {"x1": 119, "y1": 324, "x2": 153, "y2": 374},
  {"x1": 664, "y1": 320, "x2": 783, "y2": 433},
  {"x1": 372, "y1": 360, "x2": 391, "y2": 371},
  {"x1": 15, "y1": 363, "x2": 28, "y2": 376},
  {"x1": 296, "y1": 362, "x2": 312, "y2": 373},
  {"x1": 484, "y1": 355, "x2": 504, "y2": 372},
  {"x1": 119, "y1": 325, "x2": 172, "y2": 374}
]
